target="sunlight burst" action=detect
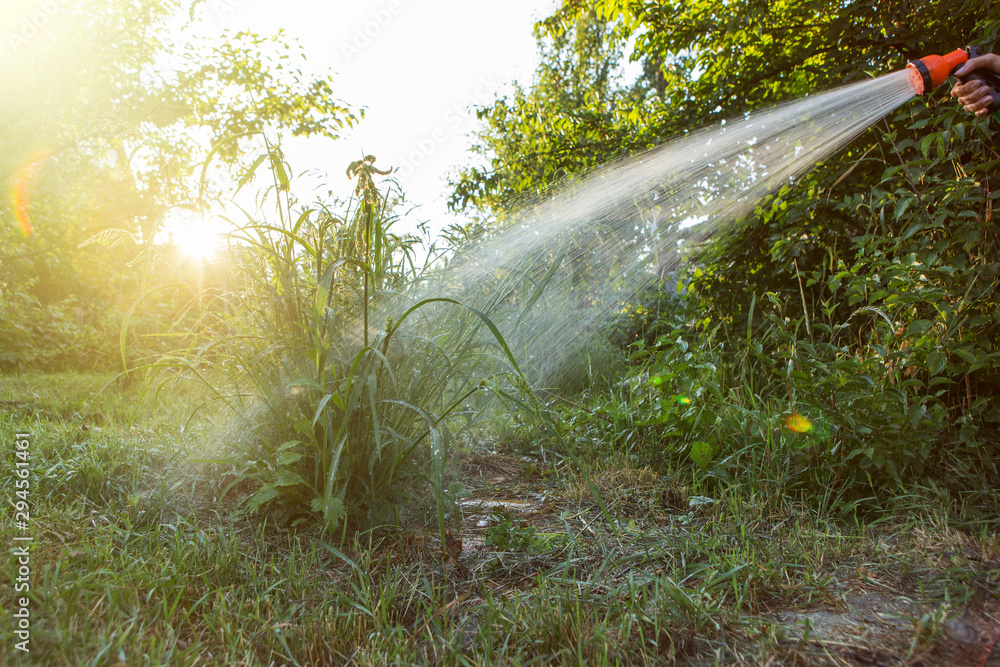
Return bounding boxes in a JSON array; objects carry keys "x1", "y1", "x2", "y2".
[{"x1": 173, "y1": 216, "x2": 222, "y2": 259}]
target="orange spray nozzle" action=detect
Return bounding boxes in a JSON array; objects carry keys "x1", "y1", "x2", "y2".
[{"x1": 907, "y1": 49, "x2": 968, "y2": 94}]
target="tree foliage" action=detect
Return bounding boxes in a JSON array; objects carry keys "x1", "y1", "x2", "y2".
[
  {"x1": 448, "y1": 9, "x2": 649, "y2": 216},
  {"x1": 0, "y1": 0, "x2": 359, "y2": 370},
  {"x1": 455, "y1": 0, "x2": 1000, "y2": 491}
]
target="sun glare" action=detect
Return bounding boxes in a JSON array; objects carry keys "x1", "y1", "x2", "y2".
[{"x1": 172, "y1": 216, "x2": 222, "y2": 259}]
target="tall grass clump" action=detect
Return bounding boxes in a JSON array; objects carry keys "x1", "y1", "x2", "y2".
[{"x1": 127, "y1": 145, "x2": 529, "y2": 538}]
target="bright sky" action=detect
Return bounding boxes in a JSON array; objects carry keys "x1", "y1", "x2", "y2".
[{"x1": 200, "y1": 0, "x2": 560, "y2": 235}]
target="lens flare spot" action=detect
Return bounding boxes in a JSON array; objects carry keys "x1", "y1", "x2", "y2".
[
  {"x1": 10, "y1": 149, "x2": 50, "y2": 236},
  {"x1": 786, "y1": 413, "x2": 812, "y2": 433}
]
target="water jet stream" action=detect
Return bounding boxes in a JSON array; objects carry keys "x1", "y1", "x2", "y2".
[{"x1": 401, "y1": 69, "x2": 921, "y2": 392}]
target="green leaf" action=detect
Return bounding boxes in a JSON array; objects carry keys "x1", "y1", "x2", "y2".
[
  {"x1": 277, "y1": 440, "x2": 303, "y2": 452},
  {"x1": 77, "y1": 228, "x2": 136, "y2": 249},
  {"x1": 235, "y1": 153, "x2": 268, "y2": 195},
  {"x1": 690, "y1": 441, "x2": 716, "y2": 469},
  {"x1": 268, "y1": 150, "x2": 290, "y2": 191},
  {"x1": 906, "y1": 319, "x2": 932, "y2": 336},
  {"x1": 894, "y1": 196, "x2": 913, "y2": 220},
  {"x1": 920, "y1": 133, "x2": 935, "y2": 157},
  {"x1": 313, "y1": 393, "x2": 336, "y2": 427},
  {"x1": 274, "y1": 470, "x2": 305, "y2": 487},
  {"x1": 277, "y1": 451, "x2": 304, "y2": 466},
  {"x1": 248, "y1": 484, "x2": 280, "y2": 512},
  {"x1": 952, "y1": 347, "x2": 978, "y2": 365},
  {"x1": 926, "y1": 351, "x2": 946, "y2": 375}
]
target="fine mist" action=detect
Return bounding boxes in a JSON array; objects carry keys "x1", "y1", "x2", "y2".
[{"x1": 386, "y1": 69, "x2": 920, "y2": 395}]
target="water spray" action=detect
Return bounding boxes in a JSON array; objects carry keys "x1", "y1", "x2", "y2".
[
  {"x1": 399, "y1": 46, "x2": 999, "y2": 397},
  {"x1": 908, "y1": 46, "x2": 1000, "y2": 118}
]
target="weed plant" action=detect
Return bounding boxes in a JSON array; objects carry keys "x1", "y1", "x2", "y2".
[{"x1": 121, "y1": 145, "x2": 539, "y2": 540}]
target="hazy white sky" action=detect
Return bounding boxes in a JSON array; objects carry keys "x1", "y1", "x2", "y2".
[{"x1": 200, "y1": 0, "x2": 560, "y2": 233}]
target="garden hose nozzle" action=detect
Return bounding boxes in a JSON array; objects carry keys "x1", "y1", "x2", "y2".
[
  {"x1": 908, "y1": 46, "x2": 1000, "y2": 115},
  {"x1": 907, "y1": 48, "x2": 968, "y2": 94}
]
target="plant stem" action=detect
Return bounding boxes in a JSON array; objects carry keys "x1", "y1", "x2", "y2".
[
  {"x1": 794, "y1": 259, "x2": 812, "y2": 338},
  {"x1": 364, "y1": 201, "x2": 371, "y2": 348}
]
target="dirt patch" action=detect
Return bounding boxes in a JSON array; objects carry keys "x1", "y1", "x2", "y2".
[
  {"x1": 768, "y1": 582, "x2": 1000, "y2": 665},
  {"x1": 451, "y1": 452, "x2": 1000, "y2": 666}
]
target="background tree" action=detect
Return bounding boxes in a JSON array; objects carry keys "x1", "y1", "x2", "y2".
[
  {"x1": 448, "y1": 9, "x2": 647, "y2": 217},
  {"x1": 0, "y1": 0, "x2": 359, "y2": 371}
]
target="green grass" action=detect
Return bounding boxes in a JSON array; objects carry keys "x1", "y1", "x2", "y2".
[{"x1": 2, "y1": 371, "x2": 999, "y2": 665}]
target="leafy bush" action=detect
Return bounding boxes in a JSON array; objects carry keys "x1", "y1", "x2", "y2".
[
  {"x1": 0, "y1": 292, "x2": 89, "y2": 370},
  {"x1": 451, "y1": 0, "x2": 1000, "y2": 511}
]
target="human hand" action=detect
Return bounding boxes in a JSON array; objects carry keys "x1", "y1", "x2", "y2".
[{"x1": 951, "y1": 53, "x2": 1000, "y2": 118}]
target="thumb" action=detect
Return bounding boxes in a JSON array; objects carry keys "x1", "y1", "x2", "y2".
[
  {"x1": 955, "y1": 55, "x2": 991, "y2": 77},
  {"x1": 954, "y1": 58, "x2": 978, "y2": 77}
]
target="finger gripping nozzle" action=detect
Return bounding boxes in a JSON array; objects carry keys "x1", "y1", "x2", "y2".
[{"x1": 957, "y1": 46, "x2": 1000, "y2": 115}]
